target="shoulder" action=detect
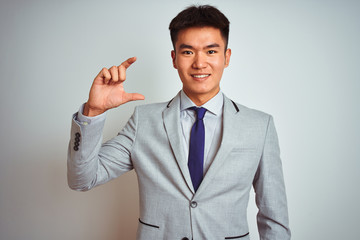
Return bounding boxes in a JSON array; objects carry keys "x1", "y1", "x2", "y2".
[
  {"x1": 225, "y1": 97, "x2": 273, "y2": 128},
  {"x1": 132, "y1": 99, "x2": 173, "y2": 120},
  {"x1": 134, "y1": 92, "x2": 180, "y2": 115},
  {"x1": 225, "y1": 94, "x2": 271, "y2": 119},
  {"x1": 237, "y1": 103, "x2": 270, "y2": 119},
  {"x1": 135, "y1": 101, "x2": 168, "y2": 113}
]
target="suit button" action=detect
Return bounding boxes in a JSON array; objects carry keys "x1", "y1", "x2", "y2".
[
  {"x1": 75, "y1": 132, "x2": 80, "y2": 137},
  {"x1": 73, "y1": 146, "x2": 79, "y2": 151},
  {"x1": 190, "y1": 201, "x2": 197, "y2": 208}
]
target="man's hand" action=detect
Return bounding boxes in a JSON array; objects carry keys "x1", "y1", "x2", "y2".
[{"x1": 83, "y1": 57, "x2": 145, "y2": 117}]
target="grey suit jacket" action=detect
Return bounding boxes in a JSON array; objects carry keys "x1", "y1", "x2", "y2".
[{"x1": 68, "y1": 92, "x2": 291, "y2": 239}]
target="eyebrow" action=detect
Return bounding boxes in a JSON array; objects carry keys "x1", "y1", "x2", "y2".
[{"x1": 179, "y1": 43, "x2": 220, "y2": 50}]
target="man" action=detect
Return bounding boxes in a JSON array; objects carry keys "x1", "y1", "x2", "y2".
[{"x1": 68, "y1": 5, "x2": 291, "y2": 240}]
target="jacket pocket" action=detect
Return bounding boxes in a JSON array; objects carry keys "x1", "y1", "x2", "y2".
[
  {"x1": 225, "y1": 232, "x2": 249, "y2": 239},
  {"x1": 138, "y1": 218, "x2": 160, "y2": 229},
  {"x1": 230, "y1": 147, "x2": 257, "y2": 153}
]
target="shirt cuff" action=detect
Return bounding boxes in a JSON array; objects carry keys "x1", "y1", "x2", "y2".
[{"x1": 74, "y1": 103, "x2": 107, "y2": 125}]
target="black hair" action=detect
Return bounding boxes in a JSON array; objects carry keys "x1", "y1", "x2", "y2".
[{"x1": 169, "y1": 5, "x2": 230, "y2": 50}]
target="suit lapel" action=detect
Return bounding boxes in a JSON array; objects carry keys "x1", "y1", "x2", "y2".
[
  {"x1": 196, "y1": 95, "x2": 240, "y2": 195},
  {"x1": 163, "y1": 92, "x2": 195, "y2": 193}
]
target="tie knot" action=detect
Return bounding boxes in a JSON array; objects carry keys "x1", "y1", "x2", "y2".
[{"x1": 190, "y1": 107, "x2": 207, "y2": 120}]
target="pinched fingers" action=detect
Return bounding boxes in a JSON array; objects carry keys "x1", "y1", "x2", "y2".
[{"x1": 96, "y1": 57, "x2": 137, "y2": 85}]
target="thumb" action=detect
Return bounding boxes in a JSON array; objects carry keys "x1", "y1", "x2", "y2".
[{"x1": 124, "y1": 92, "x2": 145, "y2": 103}]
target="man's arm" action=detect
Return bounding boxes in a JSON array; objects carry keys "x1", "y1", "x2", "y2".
[
  {"x1": 67, "y1": 106, "x2": 138, "y2": 191},
  {"x1": 253, "y1": 116, "x2": 291, "y2": 239},
  {"x1": 67, "y1": 57, "x2": 144, "y2": 191}
]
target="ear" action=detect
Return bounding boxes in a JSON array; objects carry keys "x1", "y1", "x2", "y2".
[
  {"x1": 171, "y1": 50, "x2": 177, "y2": 69},
  {"x1": 224, "y1": 48, "x2": 231, "y2": 68}
]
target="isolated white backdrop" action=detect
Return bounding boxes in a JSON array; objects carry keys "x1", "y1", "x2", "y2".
[{"x1": 0, "y1": 0, "x2": 359, "y2": 239}]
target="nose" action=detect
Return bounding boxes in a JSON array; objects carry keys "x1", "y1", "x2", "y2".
[{"x1": 192, "y1": 53, "x2": 207, "y2": 69}]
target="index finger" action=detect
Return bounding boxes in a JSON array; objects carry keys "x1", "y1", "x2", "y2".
[{"x1": 120, "y1": 56, "x2": 137, "y2": 69}]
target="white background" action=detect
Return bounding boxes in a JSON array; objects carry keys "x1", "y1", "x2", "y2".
[{"x1": 0, "y1": 0, "x2": 359, "y2": 239}]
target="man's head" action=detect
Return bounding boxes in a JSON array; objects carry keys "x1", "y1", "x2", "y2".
[
  {"x1": 169, "y1": 5, "x2": 230, "y2": 51},
  {"x1": 169, "y1": 5, "x2": 231, "y2": 105}
]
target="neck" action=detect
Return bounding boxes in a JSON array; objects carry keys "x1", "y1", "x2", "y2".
[{"x1": 183, "y1": 89, "x2": 220, "y2": 106}]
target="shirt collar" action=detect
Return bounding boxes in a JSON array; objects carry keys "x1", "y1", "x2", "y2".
[{"x1": 180, "y1": 90, "x2": 224, "y2": 116}]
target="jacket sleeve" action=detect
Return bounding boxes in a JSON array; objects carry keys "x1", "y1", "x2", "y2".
[
  {"x1": 67, "y1": 106, "x2": 138, "y2": 191},
  {"x1": 253, "y1": 116, "x2": 291, "y2": 239}
]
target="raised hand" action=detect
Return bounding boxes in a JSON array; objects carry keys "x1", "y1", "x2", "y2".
[{"x1": 83, "y1": 57, "x2": 145, "y2": 117}]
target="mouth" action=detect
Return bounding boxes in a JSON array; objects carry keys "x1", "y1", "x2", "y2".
[{"x1": 191, "y1": 74, "x2": 211, "y2": 79}]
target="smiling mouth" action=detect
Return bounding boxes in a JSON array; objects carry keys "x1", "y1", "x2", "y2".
[{"x1": 191, "y1": 74, "x2": 210, "y2": 78}]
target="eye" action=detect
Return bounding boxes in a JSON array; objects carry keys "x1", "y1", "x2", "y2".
[
  {"x1": 208, "y1": 50, "x2": 217, "y2": 54},
  {"x1": 182, "y1": 50, "x2": 193, "y2": 55}
]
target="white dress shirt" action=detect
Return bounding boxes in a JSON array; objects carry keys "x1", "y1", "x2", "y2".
[{"x1": 180, "y1": 90, "x2": 224, "y2": 176}]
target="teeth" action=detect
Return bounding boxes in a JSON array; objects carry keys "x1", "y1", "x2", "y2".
[{"x1": 193, "y1": 74, "x2": 209, "y2": 78}]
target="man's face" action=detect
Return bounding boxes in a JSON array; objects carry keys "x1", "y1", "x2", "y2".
[{"x1": 171, "y1": 26, "x2": 231, "y2": 105}]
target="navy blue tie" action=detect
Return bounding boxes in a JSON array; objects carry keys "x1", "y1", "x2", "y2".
[{"x1": 188, "y1": 107, "x2": 207, "y2": 192}]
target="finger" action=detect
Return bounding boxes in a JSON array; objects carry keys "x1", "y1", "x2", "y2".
[
  {"x1": 96, "y1": 67, "x2": 111, "y2": 84},
  {"x1": 120, "y1": 56, "x2": 137, "y2": 69},
  {"x1": 124, "y1": 92, "x2": 145, "y2": 103},
  {"x1": 118, "y1": 64, "x2": 126, "y2": 82},
  {"x1": 118, "y1": 57, "x2": 137, "y2": 81},
  {"x1": 109, "y1": 65, "x2": 119, "y2": 83}
]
